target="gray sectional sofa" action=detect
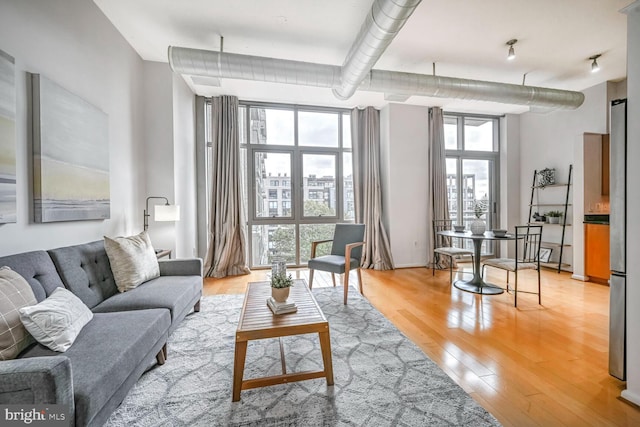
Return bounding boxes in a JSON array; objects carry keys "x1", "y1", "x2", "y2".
[{"x1": 0, "y1": 240, "x2": 203, "y2": 427}]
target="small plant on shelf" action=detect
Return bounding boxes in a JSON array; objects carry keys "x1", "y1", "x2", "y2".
[
  {"x1": 537, "y1": 168, "x2": 556, "y2": 188},
  {"x1": 545, "y1": 210, "x2": 563, "y2": 224}
]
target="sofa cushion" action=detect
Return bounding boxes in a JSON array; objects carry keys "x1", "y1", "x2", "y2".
[
  {"x1": 104, "y1": 231, "x2": 160, "y2": 292},
  {"x1": 19, "y1": 288, "x2": 93, "y2": 353},
  {"x1": 92, "y1": 275, "x2": 201, "y2": 328},
  {"x1": 48, "y1": 241, "x2": 118, "y2": 309},
  {"x1": 0, "y1": 267, "x2": 37, "y2": 360},
  {"x1": 0, "y1": 251, "x2": 65, "y2": 302},
  {"x1": 20, "y1": 309, "x2": 170, "y2": 427}
]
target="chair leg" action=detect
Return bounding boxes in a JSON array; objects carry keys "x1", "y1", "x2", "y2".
[
  {"x1": 309, "y1": 269, "x2": 315, "y2": 289},
  {"x1": 449, "y1": 257, "x2": 453, "y2": 283},
  {"x1": 514, "y1": 272, "x2": 518, "y2": 307},
  {"x1": 343, "y1": 271, "x2": 350, "y2": 305},
  {"x1": 357, "y1": 268, "x2": 363, "y2": 295},
  {"x1": 481, "y1": 265, "x2": 485, "y2": 279},
  {"x1": 432, "y1": 252, "x2": 436, "y2": 276},
  {"x1": 331, "y1": 273, "x2": 336, "y2": 287},
  {"x1": 537, "y1": 268, "x2": 541, "y2": 305}
]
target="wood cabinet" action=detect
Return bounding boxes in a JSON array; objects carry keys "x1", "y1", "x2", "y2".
[
  {"x1": 585, "y1": 223, "x2": 610, "y2": 282},
  {"x1": 602, "y1": 135, "x2": 610, "y2": 195}
]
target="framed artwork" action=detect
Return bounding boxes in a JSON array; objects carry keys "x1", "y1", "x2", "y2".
[
  {"x1": 31, "y1": 74, "x2": 110, "y2": 222},
  {"x1": 538, "y1": 247, "x2": 552, "y2": 263},
  {"x1": 0, "y1": 49, "x2": 16, "y2": 223}
]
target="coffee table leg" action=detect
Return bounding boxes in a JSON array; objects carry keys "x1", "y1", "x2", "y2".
[
  {"x1": 232, "y1": 340, "x2": 248, "y2": 401},
  {"x1": 318, "y1": 328, "x2": 334, "y2": 386}
]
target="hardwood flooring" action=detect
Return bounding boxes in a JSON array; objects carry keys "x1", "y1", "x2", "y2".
[{"x1": 204, "y1": 265, "x2": 640, "y2": 426}]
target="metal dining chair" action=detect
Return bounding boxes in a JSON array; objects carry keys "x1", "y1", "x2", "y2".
[
  {"x1": 432, "y1": 220, "x2": 474, "y2": 283},
  {"x1": 481, "y1": 225, "x2": 543, "y2": 307}
]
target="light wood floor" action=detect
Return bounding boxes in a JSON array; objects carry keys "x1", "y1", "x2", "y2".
[{"x1": 204, "y1": 265, "x2": 640, "y2": 426}]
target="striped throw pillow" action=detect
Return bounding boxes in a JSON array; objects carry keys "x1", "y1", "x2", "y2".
[{"x1": 0, "y1": 266, "x2": 37, "y2": 360}]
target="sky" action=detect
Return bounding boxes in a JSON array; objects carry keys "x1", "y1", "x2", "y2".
[{"x1": 259, "y1": 108, "x2": 347, "y2": 178}]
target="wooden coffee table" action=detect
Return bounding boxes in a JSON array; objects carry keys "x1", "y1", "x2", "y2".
[{"x1": 232, "y1": 280, "x2": 334, "y2": 401}]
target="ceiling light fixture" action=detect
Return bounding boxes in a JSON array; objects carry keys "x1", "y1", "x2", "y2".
[
  {"x1": 589, "y1": 54, "x2": 601, "y2": 73},
  {"x1": 506, "y1": 39, "x2": 517, "y2": 60}
]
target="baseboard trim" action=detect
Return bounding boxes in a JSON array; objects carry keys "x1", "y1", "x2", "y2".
[
  {"x1": 621, "y1": 389, "x2": 640, "y2": 408},
  {"x1": 394, "y1": 263, "x2": 428, "y2": 269},
  {"x1": 571, "y1": 274, "x2": 589, "y2": 281}
]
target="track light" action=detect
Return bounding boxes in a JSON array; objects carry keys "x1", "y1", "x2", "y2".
[
  {"x1": 506, "y1": 39, "x2": 517, "y2": 61},
  {"x1": 589, "y1": 54, "x2": 601, "y2": 73}
]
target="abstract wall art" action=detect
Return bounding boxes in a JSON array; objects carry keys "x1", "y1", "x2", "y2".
[
  {"x1": 0, "y1": 49, "x2": 17, "y2": 224},
  {"x1": 31, "y1": 74, "x2": 110, "y2": 222}
]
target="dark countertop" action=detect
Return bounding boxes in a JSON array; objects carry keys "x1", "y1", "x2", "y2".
[{"x1": 584, "y1": 214, "x2": 610, "y2": 225}]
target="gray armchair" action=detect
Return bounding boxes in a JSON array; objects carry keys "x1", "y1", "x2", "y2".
[{"x1": 308, "y1": 223, "x2": 366, "y2": 305}]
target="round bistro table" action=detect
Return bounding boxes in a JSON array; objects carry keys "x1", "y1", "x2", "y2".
[{"x1": 437, "y1": 230, "x2": 521, "y2": 295}]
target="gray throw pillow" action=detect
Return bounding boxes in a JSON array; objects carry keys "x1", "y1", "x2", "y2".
[
  {"x1": 19, "y1": 287, "x2": 93, "y2": 353},
  {"x1": 0, "y1": 267, "x2": 37, "y2": 360},
  {"x1": 104, "y1": 231, "x2": 160, "y2": 292}
]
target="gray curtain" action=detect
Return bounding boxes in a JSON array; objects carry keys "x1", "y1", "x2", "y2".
[
  {"x1": 204, "y1": 95, "x2": 250, "y2": 278},
  {"x1": 351, "y1": 107, "x2": 394, "y2": 270},
  {"x1": 428, "y1": 107, "x2": 452, "y2": 269}
]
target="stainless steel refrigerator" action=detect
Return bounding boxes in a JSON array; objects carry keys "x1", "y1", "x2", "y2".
[{"x1": 609, "y1": 98, "x2": 626, "y2": 380}]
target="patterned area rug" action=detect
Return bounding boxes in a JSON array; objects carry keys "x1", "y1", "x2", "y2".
[{"x1": 105, "y1": 287, "x2": 500, "y2": 426}]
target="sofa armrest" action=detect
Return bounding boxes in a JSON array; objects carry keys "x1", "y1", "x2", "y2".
[
  {"x1": 158, "y1": 258, "x2": 203, "y2": 277},
  {"x1": 0, "y1": 356, "x2": 74, "y2": 414}
]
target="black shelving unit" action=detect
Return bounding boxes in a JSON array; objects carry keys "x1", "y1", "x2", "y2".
[{"x1": 528, "y1": 164, "x2": 573, "y2": 273}]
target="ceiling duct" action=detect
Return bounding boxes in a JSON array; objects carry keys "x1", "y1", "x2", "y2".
[
  {"x1": 169, "y1": 46, "x2": 585, "y2": 110},
  {"x1": 332, "y1": 0, "x2": 422, "y2": 100}
]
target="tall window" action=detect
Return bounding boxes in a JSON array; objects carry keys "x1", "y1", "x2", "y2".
[
  {"x1": 239, "y1": 103, "x2": 353, "y2": 268},
  {"x1": 444, "y1": 113, "x2": 500, "y2": 255}
]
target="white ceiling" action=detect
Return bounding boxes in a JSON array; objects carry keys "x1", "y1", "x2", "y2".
[{"x1": 93, "y1": 0, "x2": 630, "y2": 115}]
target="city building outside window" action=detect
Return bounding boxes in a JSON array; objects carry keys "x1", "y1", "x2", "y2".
[{"x1": 236, "y1": 103, "x2": 353, "y2": 267}]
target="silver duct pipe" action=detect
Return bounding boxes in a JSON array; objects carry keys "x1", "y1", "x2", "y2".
[
  {"x1": 333, "y1": 0, "x2": 422, "y2": 100},
  {"x1": 168, "y1": 46, "x2": 585, "y2": 110},
  {"x1": 168, "y1": 47, "x2": 341, "y2": 87},
  {"x1": 364, "y1": 70, "x2": 585, "y2": 109}
]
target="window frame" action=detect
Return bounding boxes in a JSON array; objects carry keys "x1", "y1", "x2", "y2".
[
  {"x1": 240, "y1": 101, "x2": 353, "y2": 268},
  {"x1": 444, "y1": 112, "x2": 501, "y2": 257}
]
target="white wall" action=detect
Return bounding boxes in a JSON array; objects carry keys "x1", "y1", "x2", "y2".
[
  {"x1": 172, "y1": 74, "x2": 197, "y2": 258},
  {"x1": 519, "y1": 83, "x2": 609, "y2": 277},
  {"x1": 379, "y1": 103, "x2": 429, "y2": 268},
  {"x1": 142, "y1": 62, "x2": 176, "y2": 252},
  {"x1": 500, "y1": 114, "x2": 521, "y2": 257},
  {"x1": 0, "y1": 0, "x2": 145, "y2": 256},
  {"x1": 622, "y1": 0, "x2": 640, "y2": 408}
]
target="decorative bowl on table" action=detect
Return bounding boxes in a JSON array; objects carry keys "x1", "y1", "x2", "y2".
[
  {"x1": 453, "y1": 225, "x2": 465, "y2": 232},
  {"x1": 492, "y1": 229, "x2": 507, "y2": 237}
]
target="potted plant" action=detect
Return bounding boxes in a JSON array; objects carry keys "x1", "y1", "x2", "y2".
[
  {"x1": 470, "y1": 199, "x2": 487, "y2": 235},
  {"x1": 546, "y1": 210, "x2": 563, "y2": 224},
  {"x1": 270, "y1": 271, "x2": 294, "y2": 302},
  {"x1": 537, "y1": 168, "x2": 556, "y2": 188}
]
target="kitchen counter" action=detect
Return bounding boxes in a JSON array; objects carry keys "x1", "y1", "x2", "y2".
[{"x1": 584, "y1": 214, "x2": 610, "y2": 224}]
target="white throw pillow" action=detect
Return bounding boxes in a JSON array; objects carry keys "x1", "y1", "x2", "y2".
[
  {"x1": 0, "y1": 267, "x2": 37, "y2": 360},
  {"x1": 19, "y1": 287, "x2": 93, "y2": 352},
  {"x1": 104, "y1": 231, "x2": 160, "y2": 292}
]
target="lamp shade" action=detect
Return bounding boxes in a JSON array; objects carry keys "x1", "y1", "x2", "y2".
[{"x1": 154, "y1": 204, "x2": 180, "y2": 222}]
